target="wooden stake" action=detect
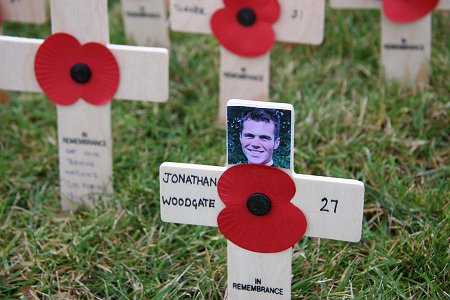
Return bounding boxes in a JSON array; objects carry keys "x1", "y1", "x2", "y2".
[
  {"x1": 219, "y1": 48, "x2": 270, "y2": 124},
  {"x1": 381, "y1": 14, "x2": 431, "y2": 88},
  {"x1": 228, "y1": 241, "x2": 292, "y2": 299},
  {"x1": 121, "y1": 0, "x2": 170, "y2": 47}
]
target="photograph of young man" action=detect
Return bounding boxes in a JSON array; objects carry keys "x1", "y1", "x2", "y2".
[{"x1": 239, "y1": 108, "x2": 281, "y2": 167}]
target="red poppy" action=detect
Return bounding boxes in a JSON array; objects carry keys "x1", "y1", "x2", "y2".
[
  {"x1": 383, "y1": 0, "x2": 439, "y2": 23},
  {"x1": 217, "y1": 164, "x2": 307, "y2": 253},
  {"x1": 210, "y1": 0, "x2": 281, "y2": 57},
  {"x1": 34, "y1": 33, "x2": 120, "y2": 106}
]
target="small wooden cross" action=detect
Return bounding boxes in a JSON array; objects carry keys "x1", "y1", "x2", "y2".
[
  {"x1": 169, "y1": 0, "x2": 325, "y2": 124},
  {"x1": 160, "y1": 99, "x2": 364, "y2": 299},
  {"x1": 0, "y1": 0, "x2": 169, "y2": 211},
  {"x1": 121, "y1": 0, "x2": 170, "y2": 47},
  {"x1": 330, "y1": 0, "x2": 450, "y2": 88},
  {"x1": 0, "y1": 0, "x2": 47, "y2": 33}
]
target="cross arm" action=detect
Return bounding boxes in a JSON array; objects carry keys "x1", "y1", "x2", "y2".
[
  {"x1": 111, "y1": 45, "x2": 168, "y2": 102},
  {"x1": 160, "y1": 162, "x2": 226, "y2": 227},
  {"x1": 160, "y1": 163, "x2": 365, "y2": 242},
  {"x1": 0, "y1": 36, "x2": 42, "y2": 93},
  {"x1": 0, "y1": 36, "x2": 169, "y2": 102},
  {"x1": 331, "y1": 0, "x2": 450, "y2": 10},
  {"x1": 437, "y1": 1, "x2": 450, "y2": 10},
  {"x1": 169, "y1": 0, "x2": 222, "y2": 34},
  {"x1": 274, "y1": 0, "x2": 325, "y2": 45},
  {"x1": 330, "y1": 0, "x2": 380, "y2": 9},
  {"x1": 0, "y1": 0, "x2": 47, "y2": 24},
  {"x1": 291, "y1": 173, "x2": 364, "y2": 242}
]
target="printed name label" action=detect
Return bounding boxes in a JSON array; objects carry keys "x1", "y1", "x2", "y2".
[
  {"x1": 126, "y1": 7, "x2": 162, "y2": 19},
  {"x1": 384, "y1": 38, "x2": 424, "y2": 51},
  {"x1": 232, "y1": 279, "x2": 284, "y2": 296},
  {"x1": 223, "y1": 67, "x2": 264, "y2": 82}
]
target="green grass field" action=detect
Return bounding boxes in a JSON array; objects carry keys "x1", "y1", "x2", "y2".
[{"x1": 1, "y1": 1, "x2": 449, "y2": 299}]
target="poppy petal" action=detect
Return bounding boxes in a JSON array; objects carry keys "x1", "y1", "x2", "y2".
[
  {"x1": 78, "y1": 43, "x2": 120, "y2": 106},
  {"x1": 211, "y1": 8, "x2": 276, "y2": 57},
  {"x1": 34, "y1": 33, "x2": 119, "y2": 106},
  {"x1": 253, "y1": 0, "x2": 280, "y2": 23},
  {"x1": 383, "y1": 0, "x2": 438, "y2": 23},
  {"x1": 217, "y1": 165, "x2": 306, "y2": 253},
  {"x1": 218, "y1": 164, "x2": 295, "y2": 206},
  {"x1": 224, "y1": 0, "x2": 281, "y2": 23},
  {"x1": 34, "y1": 33, "x2": 83, "y2": 105},
  {"x1": 218, "y1": 202, "x2": 307, "y2": 253},
  {"x1": 225, "y1": 0, "x2": 271, "y2": 7}
]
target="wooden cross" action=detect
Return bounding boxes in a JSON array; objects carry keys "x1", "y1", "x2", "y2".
[
  {"x1": 160, "y1": 99, "x2": 364, "y2": 299},
  {"x1": 0, "y1": 0, "x2": 47, "y2": 33},
  {"x1": 169, "y1": 0, "x2": 325, "y2": 124},
  {"x1": 0, "y1": 0, "x2": 48, "y2": 100},
  {"x1": 0, "y1": 0, "x2": 169, "y2": 211},
  {"x1": 330, "y1": 0, "x2": 450, "y2": 88},
  {"x1": 121, "y1": 0, "x2": 170, "y2": 47}
]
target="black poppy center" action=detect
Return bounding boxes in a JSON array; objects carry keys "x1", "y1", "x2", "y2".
[
  {"x1": 237, "y1": 7, "x2": 256, "y2": 27},
  {"x1": 247, "y1": 193, "x2": 272, "y2": 216},
  {"x1": 70, "y1": 63, "x2": 92, "y2": 84}
]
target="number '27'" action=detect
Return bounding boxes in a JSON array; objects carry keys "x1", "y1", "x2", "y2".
[{"x1": 320, "y1": 198, "x2": 338, "y2": 213}]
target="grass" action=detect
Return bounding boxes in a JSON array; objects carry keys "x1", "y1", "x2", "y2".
[{"x1": 1, "y1": 1, "x2": 449, "y2": 299}]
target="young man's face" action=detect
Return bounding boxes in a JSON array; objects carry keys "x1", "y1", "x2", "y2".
[{"x1": 240, "y1": 119, "x2": 280, "y2": 165}]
